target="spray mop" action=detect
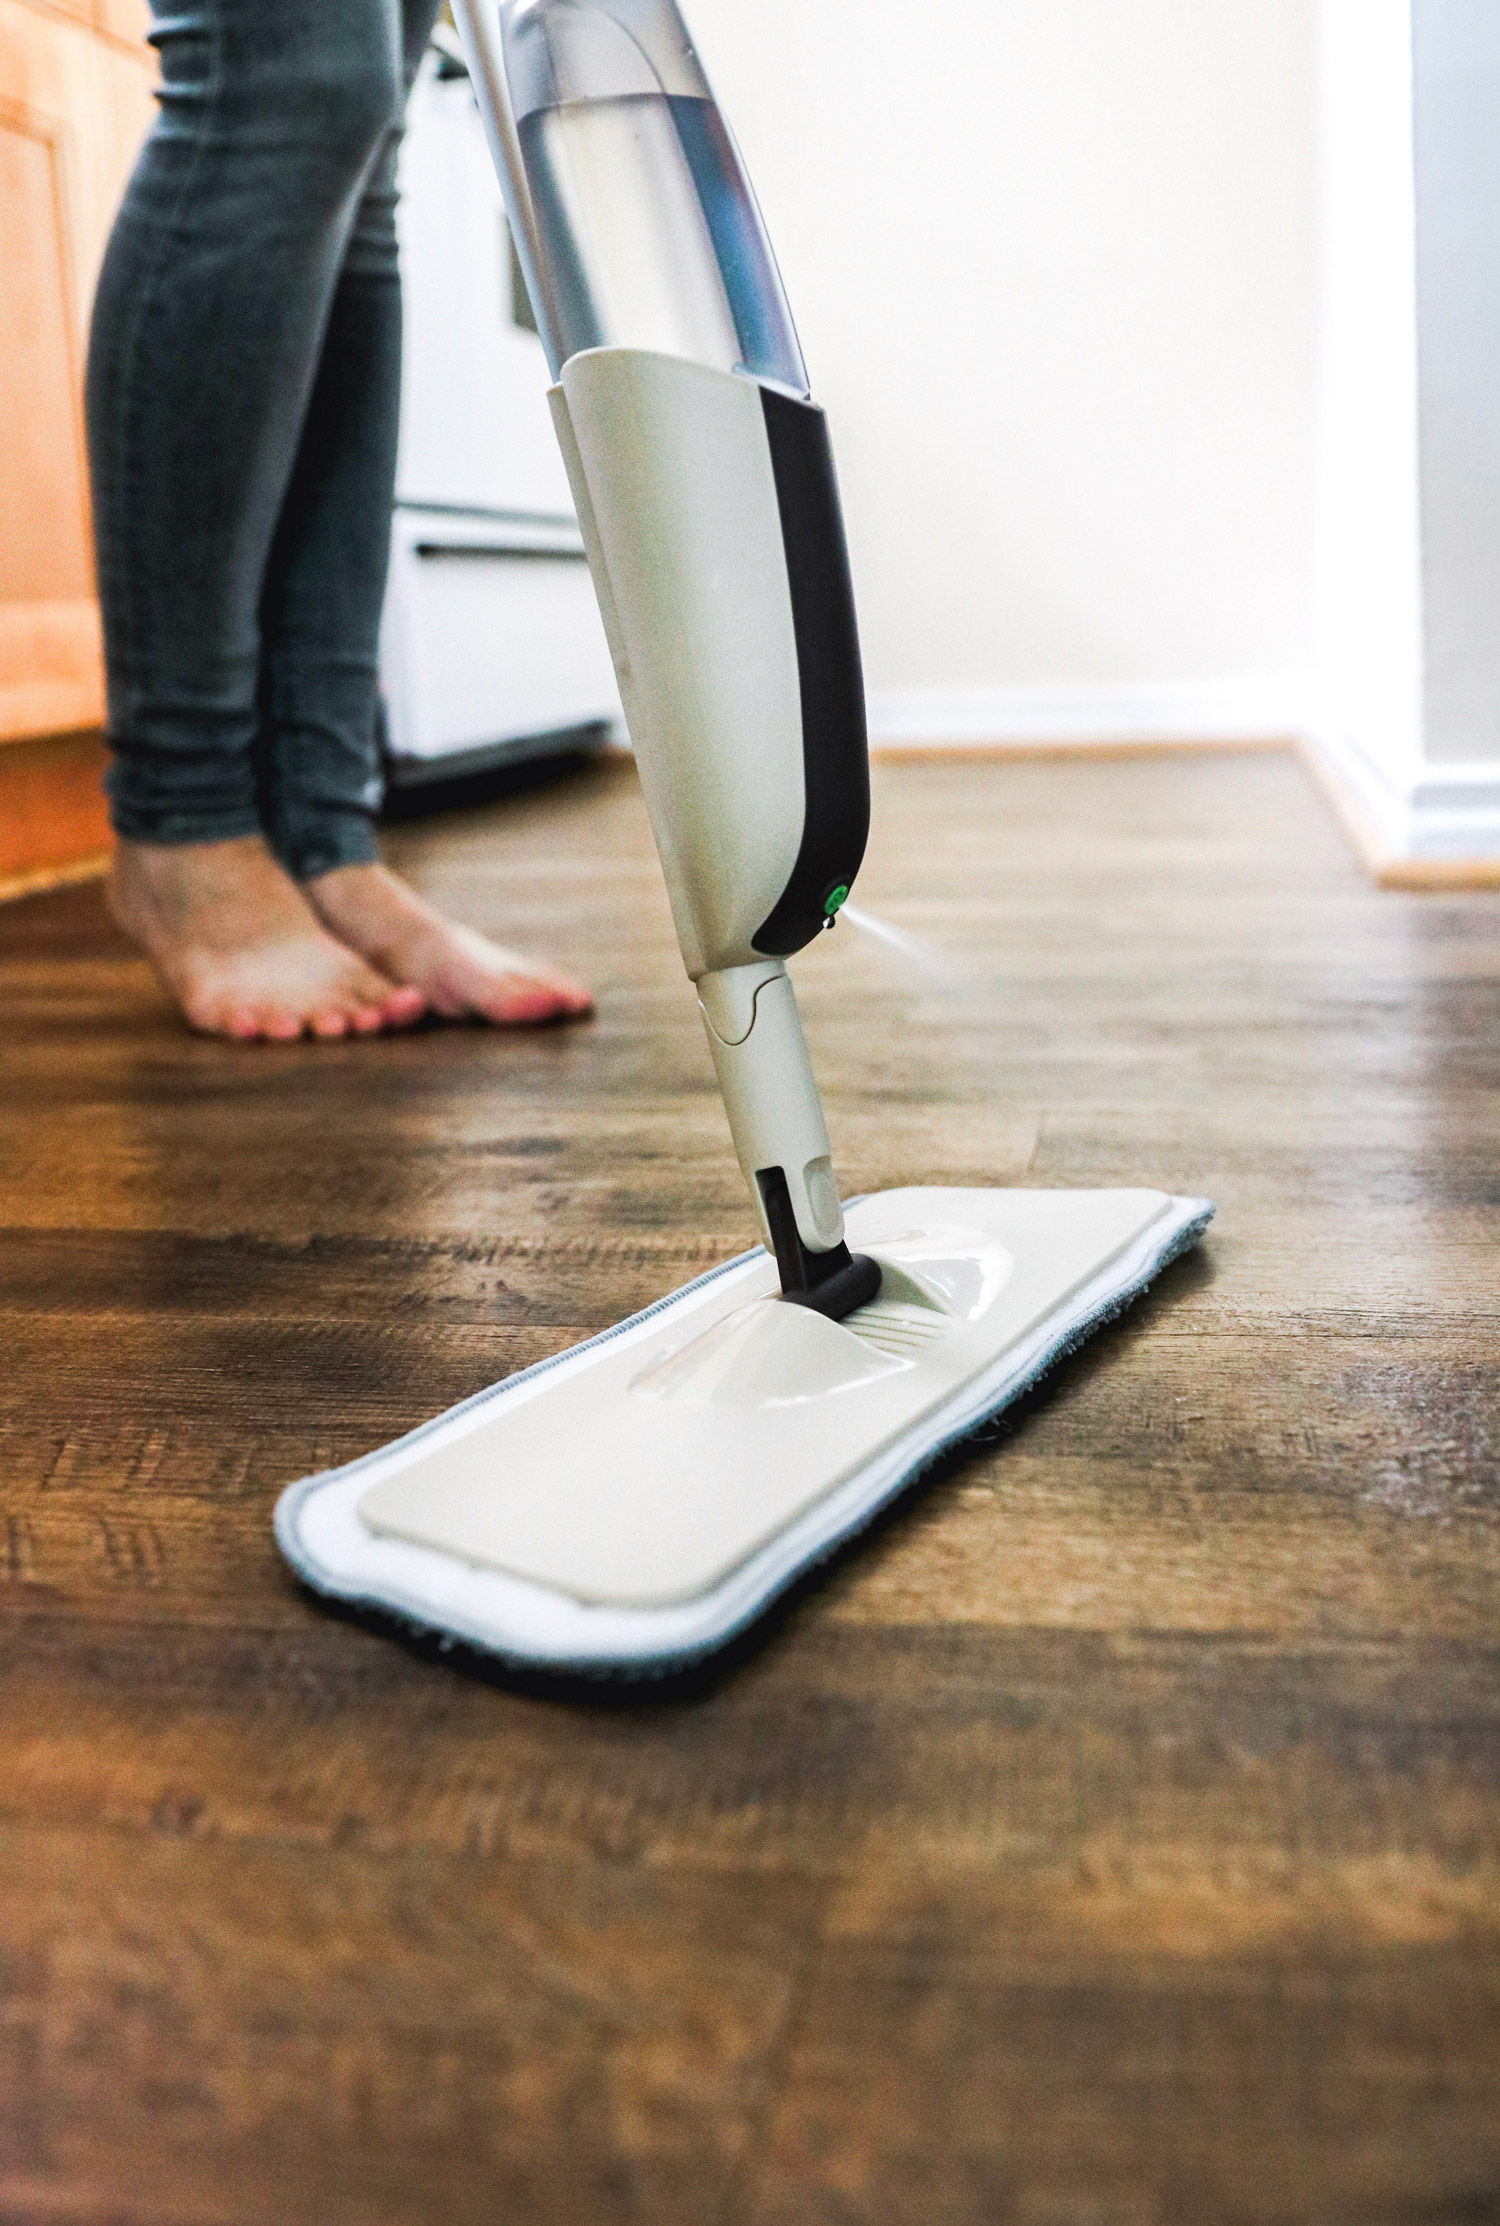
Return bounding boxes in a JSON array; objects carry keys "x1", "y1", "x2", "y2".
[{"x1": 275, "y1": 0, "x2": 1214, "y2": 1674}]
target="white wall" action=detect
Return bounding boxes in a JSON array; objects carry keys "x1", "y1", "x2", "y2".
[
  {"x1": 1311, "y1": 0, "x2": 1423, "y2": 793},
  {"x1": 1411, "y1": 0, "x2": 1500, "y2": 766},
  {"x1": 687, "y1": 0, "x2": 1318, "y2": 730},
  {"x1": 1311, "y1": 0, "x2": 1500, "y2": 864}
]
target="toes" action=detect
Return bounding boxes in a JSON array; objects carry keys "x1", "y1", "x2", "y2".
[
  {"x1": 519, "y1": 968, "x2": 593, "y2": 1018},
  {"x1": 338, "y1": 984, "x2": 425, "y2": 1036},
  {"x1": 497, "y1": 972, "x2": 594, "y2": 1025},
  {"x1": 332, "y1": 909, "x2": 592, "y2": 1030},
  {"x1": 428, "y1": 954, "x2": 594, "y2": 1027},
  {"x1": 381, "y1": 986, "x2": 427, "y2": 1028},
  {"x1": 195, "y1": 1004, "x2": 300, "y2": 1042},
  {"x1": 176, "y1": 925, "x2": 581, "y2": 1040},
  {"x1": 170, "y1": 941, "x2": 426, "y2": 1045},
  {"x1": 466, "y1": 982, "x2": 578, "y2": 1027},
  {"x1": 505, "y1": 986, "x2": 576, "y2": 1024},
  {"x1": 552, "y1": 978, "x2": 594, "y2": 1017}
]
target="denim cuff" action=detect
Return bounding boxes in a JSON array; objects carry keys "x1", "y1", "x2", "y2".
[
  {"x1": 273, "y1": 811, "x2": 382, "y2": 882},
  {"x1": 107, "y1": 801, "x2": 266, "y2": 847}
]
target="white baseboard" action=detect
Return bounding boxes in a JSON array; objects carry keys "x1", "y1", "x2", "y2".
[
  {"x1": 1304, "y1": 723, "x2": 1500, "y2": 879},
  {"x1": 619, "y1": 671, "x2": 1500, "y2": 881},
  {"x1": 860, "y1": 677, "x2": 1500, "y2": 877},
  {"x1": 863, "y1": 678, "x2": 1306, "y2": 749}
]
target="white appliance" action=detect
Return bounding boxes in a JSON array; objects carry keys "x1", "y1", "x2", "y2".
[{"x1": 380, "y1": 37, "x2": 620, "y2": 790}]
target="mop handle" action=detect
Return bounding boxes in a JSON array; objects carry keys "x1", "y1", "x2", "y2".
[{"x1": 448, "y1": 0, "x2": 565, "y2": 379}]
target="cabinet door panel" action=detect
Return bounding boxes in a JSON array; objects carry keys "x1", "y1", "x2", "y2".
[
  {"x1": 0, "y1": 0, "x2": 154, "y2": 751},
  {"x1": 0, "y1": 115, "x2": 92, "y2": 604}
]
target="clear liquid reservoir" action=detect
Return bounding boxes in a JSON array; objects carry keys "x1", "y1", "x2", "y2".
[{"x1": 486, "y1": 0, "x2": 808, "y2": 393}]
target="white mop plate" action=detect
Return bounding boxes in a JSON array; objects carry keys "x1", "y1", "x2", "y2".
[{"x1": 275, "y1": 1187, "x2": 1213, "y2": 1676}]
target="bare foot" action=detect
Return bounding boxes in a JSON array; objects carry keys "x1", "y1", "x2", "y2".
[
  {"x1": 108, "y1": 836, "x2": 427, "y2": 1042},
  {"x1": 305, "y1": 862, "x2": 593, "y2": 1025}
]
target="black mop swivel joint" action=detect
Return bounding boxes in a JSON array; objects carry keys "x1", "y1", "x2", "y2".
[{"x1": 756, "y1": 1168, "x2": 881, "y2": 1321}]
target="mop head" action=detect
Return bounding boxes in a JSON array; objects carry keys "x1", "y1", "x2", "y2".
[{"x1": 275, "y1": 1187, "x2": 1212, "y2": 1678}]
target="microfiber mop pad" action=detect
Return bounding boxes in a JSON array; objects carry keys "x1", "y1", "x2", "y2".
[{"x1": 275, "y1": 1187, "x2": 1213, "y2": 1679}]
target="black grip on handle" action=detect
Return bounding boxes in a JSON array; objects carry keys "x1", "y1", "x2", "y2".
[{"x1": 751, "y1": 389, "x2": 870, "y2": 958}]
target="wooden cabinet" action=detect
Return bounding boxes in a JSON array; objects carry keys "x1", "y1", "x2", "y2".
[{"x1": 0, "y1": 0, "x2": 154, "y2": 892}]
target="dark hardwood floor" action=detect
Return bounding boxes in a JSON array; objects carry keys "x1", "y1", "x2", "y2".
[{"x1": 1, "y1": 747, "x2": 1497, "y2": 2225}]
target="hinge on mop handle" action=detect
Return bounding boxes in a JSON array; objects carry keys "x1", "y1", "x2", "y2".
[{"x1": 756, "y1": 1167, "x2": 881, "y2": 1322}]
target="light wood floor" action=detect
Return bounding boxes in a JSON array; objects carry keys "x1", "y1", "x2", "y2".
[{"x1": 2, "y1": 748, "x2": 1498, "y2": 2225}]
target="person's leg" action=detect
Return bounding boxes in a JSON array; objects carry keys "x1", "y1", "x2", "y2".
[
  {"x1": 250, "y1": 0, "x2": 427, "y2": 886},
  {"x1": 261, "y1": 0, "x2": 590, "y2": 1023},
  {"x1": 87, "y1": 0, "x2": 423, "y2": 1037}
]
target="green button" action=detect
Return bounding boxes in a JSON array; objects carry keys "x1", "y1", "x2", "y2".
[{"x1": 824, "y1": 884, "x2": 850, "y2": 917}]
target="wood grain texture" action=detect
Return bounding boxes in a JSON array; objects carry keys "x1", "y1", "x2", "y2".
[{"x1": 1, "y1": 748, "x2": 1498, "y2": 2225}]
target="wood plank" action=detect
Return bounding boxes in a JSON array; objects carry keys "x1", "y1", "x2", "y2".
[
  {"x1": 0, "y1": 1825, "x2": 823, "y2": 2226},
  {"x1": 2, "y1": 747, "x2": 1499, "y2": 2222}
]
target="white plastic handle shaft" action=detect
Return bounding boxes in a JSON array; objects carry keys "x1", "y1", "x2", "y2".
[{"x1": 698, "y1": 962, "x2": 846, "y2": 1257}]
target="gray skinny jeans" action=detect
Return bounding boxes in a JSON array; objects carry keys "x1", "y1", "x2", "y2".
[{"x1": 86, "y1": 0, "x2": 441, "y2": 877}]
